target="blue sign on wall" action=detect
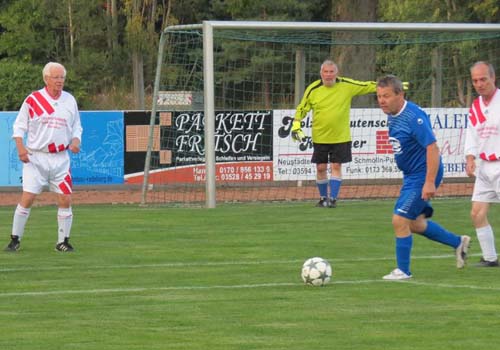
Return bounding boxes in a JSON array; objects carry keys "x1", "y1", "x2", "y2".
[
  {"x1": 0, "y1": 111, "x2": 124, "y2": 186},
  {"x1": 0, "y1": 112, "x2": 21, "y2": 185}
]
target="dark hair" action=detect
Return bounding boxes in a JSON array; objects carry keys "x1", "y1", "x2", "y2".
[{"x1": 376, "y1": 74, "x2": 404, "y2": 94}]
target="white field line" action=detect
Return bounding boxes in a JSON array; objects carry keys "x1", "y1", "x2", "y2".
[
  {"x1": 0, "y1": 252, "x2": 494, "y2": 298},
  {"x1": 2, "y1": 277, "x2": 500, "y2": 298},
  {"x1": 405, "y1": 280, "x2": 500, "y2": 291},
  {"x1": 0, "y1": 283, "x2": 299, "y2": 297},
  {"x1": 0, "y1": 253, "x2": 482, "y2": 273}
]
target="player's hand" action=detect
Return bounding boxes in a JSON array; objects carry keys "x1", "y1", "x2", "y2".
[
  {"x1": 421, "y1": 181, "x2": 436, "y2": 201},
  {"x1": 291, "y1": 120, "x2": 306, "y2": 142},
  {"x1": 403, "y1": 82, "x2": 410, "y2": 91},
  {"x1": 68, "y1": 144, "x2": 80, "y2": 154},
  {"x1": 465, "y1": 158, "x2": 476, "y2": 178},
  {"x1": 18, "y1": 147, "x2": 30, "y2": 163},
  {"x1": 292, "y1": 129, "x2": 306, "y2": 142},
  {"x1": 69, "y1": 139, "x2": 81, "y2": 154}
]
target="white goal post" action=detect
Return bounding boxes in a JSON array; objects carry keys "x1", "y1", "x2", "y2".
[{"x1": 141, "y1": 21, "x2": 500, "y2": 208}]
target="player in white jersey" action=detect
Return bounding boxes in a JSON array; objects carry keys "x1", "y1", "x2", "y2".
[
  {"x1": 464, "y1": 61, "x2": 500, "y2": 267},
  {"x1": 4, "y1": 62, "x2": 82, "y2": 253}
]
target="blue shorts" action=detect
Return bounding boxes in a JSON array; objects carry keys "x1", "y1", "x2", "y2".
[{"x1": 393, "y1": 169, "x2": 443, "y2": 220}]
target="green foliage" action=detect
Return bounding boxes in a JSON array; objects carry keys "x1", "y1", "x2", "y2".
[
  {"x1": 378, "y1": 0, "x2": 500, "y2": 23},
  {"x1": 377, "y1": 0, "x2": 500, "y2": 106},
  {"x1": 0, "y1": 0, "x2": 119, "y2": 109},
  {"x1": 469, "y1": 0, "x2": 500, "y2": 22},
  {"x1": 0, "y1": 0, "x2": 57, "y2": 61},
  {"x1": 0, "y1": 60, "x2": 43, "y2": 110},
  {"x1": 0, "y1": 0, "x2": 498, "y2": 110},
  {"x1": 211, "y1": 0, "x2": 326, "y2": 21},
  {"x1": 172, "y1": 0, "x2": 216, "y2": 23}
]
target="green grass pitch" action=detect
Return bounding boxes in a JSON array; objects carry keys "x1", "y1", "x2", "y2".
[{"x1": 1, "y1": 199, "x2": 500, "y2": 350}]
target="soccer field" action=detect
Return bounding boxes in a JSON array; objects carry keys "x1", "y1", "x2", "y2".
[{"x1": 1, "y1": 199, "x2": 499, "y2": 349}]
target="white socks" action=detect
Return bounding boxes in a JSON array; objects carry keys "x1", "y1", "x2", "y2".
[
  {"x1": 57, "y1": 207, "x2": 73, "y2": 243},
  {"x1": 12, "y1": 205, "x2": 73, "y2": 244},
  {"x1": 12, "y1": 204, "x2": 31, "y2": 239},
  {"x1": 476, "y1": 225, "x2": 497, "y2": 261}
]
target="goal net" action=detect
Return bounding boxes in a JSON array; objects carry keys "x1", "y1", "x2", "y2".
[{"x1": 132, "y1": 21, "x2": 500, "y2": 207}]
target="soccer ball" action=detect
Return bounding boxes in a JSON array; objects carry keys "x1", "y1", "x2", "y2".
[{"x1": 301, "y1": 257, "x2": 332, "y2": 286}]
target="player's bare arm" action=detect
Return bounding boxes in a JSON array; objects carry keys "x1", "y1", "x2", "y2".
[
  {"x1": 14, "y1": 137, "x2": 29, "y2": 163},
  {"x1": 422, "y1": 142, "x2": 440, "y2": 200}
]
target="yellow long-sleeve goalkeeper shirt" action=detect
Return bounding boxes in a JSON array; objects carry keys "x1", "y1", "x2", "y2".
[{"x1": 294, "y1": 77, "x2": 377, "y2": 144}]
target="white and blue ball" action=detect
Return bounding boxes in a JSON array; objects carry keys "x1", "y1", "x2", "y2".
[{"x1": 301, "y1": 257, "x2": 332, "y2": 286}]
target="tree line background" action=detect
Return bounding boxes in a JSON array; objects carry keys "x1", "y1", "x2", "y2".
[{"x1": 0, "y1": 0, "x2": 498, "y2": 111}]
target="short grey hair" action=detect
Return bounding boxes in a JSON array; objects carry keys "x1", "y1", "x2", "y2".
[
  {"x1": 320, "y1": 59, "x2": 338, "y2": 74},
  {"x1": 470, "y1": 61, "x2": 495, "y2": 78},
  {"x1": 377, "y1": 74, "x2": 404, "y2": 94}
]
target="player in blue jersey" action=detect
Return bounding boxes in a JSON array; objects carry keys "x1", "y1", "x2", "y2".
[{"x1": 376, "y1": 75, "x2": 470, "y2": 280}]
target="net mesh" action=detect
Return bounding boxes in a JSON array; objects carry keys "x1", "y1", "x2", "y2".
[{"x1": 134, "y1": 25, "x2": 500, "y2": 206}]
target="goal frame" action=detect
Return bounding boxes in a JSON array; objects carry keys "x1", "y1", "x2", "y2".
[{"x1": 143, "y1": 20, "x2": 500, "y2": 208}]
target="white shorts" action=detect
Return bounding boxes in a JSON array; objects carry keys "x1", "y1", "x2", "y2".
[
  {"x1": 472, "y1": 160, "x2": 500, "y2": 203},
  {"x1": 22, "y1": 151, "x2": 73, "y2": 195}
]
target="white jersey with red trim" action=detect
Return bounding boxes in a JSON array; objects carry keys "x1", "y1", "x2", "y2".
[
  {"x1": 12, "y1": 88, "x2": 82, "y2": 153},
  {"x1": 464, "y1": 88, "x2": 500, "y2": 161}
]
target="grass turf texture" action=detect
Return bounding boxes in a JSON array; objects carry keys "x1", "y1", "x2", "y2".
[{"x1": 1, "y1": 199, "x2": 499, "y2": 350}]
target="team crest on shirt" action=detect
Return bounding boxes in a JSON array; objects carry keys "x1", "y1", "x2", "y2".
[{"x1": 388, "y1": 137, "x2": 402, "y2": 154}]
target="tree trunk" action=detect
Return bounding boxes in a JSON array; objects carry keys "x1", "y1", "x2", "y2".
[
  {"x1": 453, "y1": 53, "x2": 466, "y2": 107},
  {"x1": 67, "y1": 0, "x2": 74, "y2": 63},
  {"x1": 105, "y1": 0, "x2": 119, "y2": 54},
  {"x1": 331, "y1": 0, "x2": 378, "y2": 107},
  {"x1": 162, "y1": 0, "x2": 172, "y2": 31},
  {"x1": 130, "y1": 0, "x2": 145, "y2": 109},
  {"x1": 431, "y1": 47, "x2": 443, "y2": 107},
  {"x1": 132, "y1": 51, "x2": 145, "y2": 109}
]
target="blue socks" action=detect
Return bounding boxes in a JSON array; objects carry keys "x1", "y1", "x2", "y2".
[
  {"x1": 316, "y1": 179, "x2": 328, "y2": 198},
  {"x1": 422, "y1": 221, "x2": 461, "y2": 248},
  {"x1": 317, "y1": 177, "x2": 342, "y2": 200},
  {"x1": 393, "y1": 222, "x2": 461, "y2": 277},
  {"x1": 396, "y1": 235, "x2": 413, "y2": 276},
  {"x1": 329, "y1": 177, "x2": 342, "y2": 200}
]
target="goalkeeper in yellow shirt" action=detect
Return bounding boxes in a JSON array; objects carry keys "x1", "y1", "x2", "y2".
[{"x1": 292, "y1": 59, "x2": 377, "y2": 208}]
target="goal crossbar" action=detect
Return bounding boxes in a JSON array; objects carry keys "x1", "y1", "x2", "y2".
[{"x1": 164, "y1": 21, "x2": 500, "y2": 33}]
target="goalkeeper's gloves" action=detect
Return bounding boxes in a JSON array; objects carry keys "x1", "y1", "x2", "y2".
[
  {"x1": 291, "y1": 120, "x2": 306, "y2": 142},
  {"x1": 403, "y1": 81, "x2": 410, "y2": 91}
]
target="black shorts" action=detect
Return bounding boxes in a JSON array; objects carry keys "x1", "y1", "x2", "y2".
[{"x1": 311, "y1": 142, "x2": 352, "y2": 164}]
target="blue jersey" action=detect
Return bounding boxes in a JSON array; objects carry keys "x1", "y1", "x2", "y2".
[{"x1": 387, "y1": 101, "x2": 442, "y2": 177}]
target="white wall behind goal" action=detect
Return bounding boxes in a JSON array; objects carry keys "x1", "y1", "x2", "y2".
[{"x1": 273, "y1": 108, "x2": 468, "y2": 181}]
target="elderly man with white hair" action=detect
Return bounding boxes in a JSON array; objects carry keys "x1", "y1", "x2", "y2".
[{"x1": 5, "y1": 62, "x2": 82, "y2": 253}]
